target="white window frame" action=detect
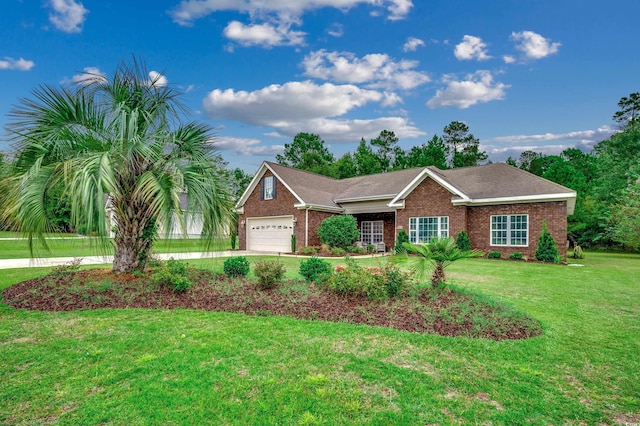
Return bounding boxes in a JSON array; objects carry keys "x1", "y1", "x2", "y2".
[
  {"x1": 361, "y1": 220, "x2": 384, "y2": 245},
  {"x1": 263, "y1": 176, "x2": 275, "y2": 200},
  {"x1": 409, "y1": 216, "x2": 449, "y2": 244},
  {"x1": 490, "y1": 214, "x2": 529, "y2": 247}
]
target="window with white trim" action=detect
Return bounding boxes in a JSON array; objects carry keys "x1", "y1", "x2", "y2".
[
  {"x1": 361, "y1": 220, "x2": 384, "y2": 245},
  {"x1": 262, "y1": 176, "x2": 275, "y2": 200},
  {"x1": 409, "y1": 216, "x2": 448, "y2": 243},
  {"x1": 491, "y1": 214, "x2": 528, "y2": 246}
]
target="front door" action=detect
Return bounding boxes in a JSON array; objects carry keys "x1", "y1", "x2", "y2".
[{"x1": 361, "y1": 220, "x2": 384, "y2": 245}]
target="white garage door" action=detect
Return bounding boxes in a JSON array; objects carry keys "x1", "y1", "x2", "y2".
[{"x1": 247, "y1": 216, "x2": 294, "y2": 252}]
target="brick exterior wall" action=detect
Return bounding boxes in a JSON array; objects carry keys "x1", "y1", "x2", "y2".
[
  {"x1": 395, "y1": 177, "x2": 468, "y2": 243},
  {"x1": 238, "y1": 171, "x2": 339, "y2": 251},
  {"x1": 466, "y1": 201, "x2": 568, "y2": 259}
]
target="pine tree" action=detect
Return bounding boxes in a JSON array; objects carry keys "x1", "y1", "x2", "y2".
[{"x1": 535, "y1": 221, "x2": 561, "y2": 263}]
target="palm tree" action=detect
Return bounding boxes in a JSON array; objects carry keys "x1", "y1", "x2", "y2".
[
  {"x1": 1, "y1": 59, "x2": 233, "y2": 273},
  {"x1": 400, "y1": 237, "x2": 483, "y2": 287}
]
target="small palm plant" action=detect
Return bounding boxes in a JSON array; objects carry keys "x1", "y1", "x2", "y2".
[{"x1": 399, "y1": 237, "x2": 483, "y2": 288}]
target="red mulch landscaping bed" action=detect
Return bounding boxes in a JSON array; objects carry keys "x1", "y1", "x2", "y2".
[{"x1": 1, "y1": 268, "x2": 542, "y2": 341}]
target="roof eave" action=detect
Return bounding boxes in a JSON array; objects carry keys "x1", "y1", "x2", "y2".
[
  {"x1": 452, "y1": 192, "x2": 578, "y2": 214},
  {"x1": 295, "y1": 203, "x2": 344, "y2": 213},
  {"x1": 333, "y1": 194, "x2": 395, "y2": 203}
]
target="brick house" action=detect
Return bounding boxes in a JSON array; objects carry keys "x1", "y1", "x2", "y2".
[{"x1": 235, "y1": 161, "x2": 576, "y2": 258}]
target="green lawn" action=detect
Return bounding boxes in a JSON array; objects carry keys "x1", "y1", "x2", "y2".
[
  {"x1": 1, "y1": 252, "x2": 639, "y2": 425},
  {"x1": 0, "y1": 237, "x2": 229, "y2": 259}
]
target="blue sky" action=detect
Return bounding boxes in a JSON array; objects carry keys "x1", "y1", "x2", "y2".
[{"x1": 1, "y1": 0, "x2": 638, "y2": 172}]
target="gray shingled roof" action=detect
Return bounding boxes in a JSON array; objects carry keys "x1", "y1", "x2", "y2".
[
  {"x1": 262, "y1": 161, "x2": 574, "y2": 209},
  {"x1": 435, "y1": 163, "x2": 575, "y2": 199}
]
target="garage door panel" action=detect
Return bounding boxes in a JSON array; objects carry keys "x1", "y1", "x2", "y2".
[{"x1": 247, "y1": 217, "x2": 294, "y2": 252}]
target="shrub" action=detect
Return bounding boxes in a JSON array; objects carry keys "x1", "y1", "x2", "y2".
[
  {"x1": 317, "y1": 215, "x2": 360, "y2": 249},
  {"x1": 366, "y1": 243, "x2": 377, "y2": 254},
  {"x1": 394, "y1": 229, "x2": 409, "y2": 253},
  {"x1": 455, "y1": 230, "x2": 471, "y2": 251},
  {"x1": 326, "y1": 258, "x2": 409, "y2": 300},
  {"x1": 48, "y1": 258, "x2": 83, "y2": 277},
  {"x1": 230, "y1": 231, "x2": 237, "y2": 250},
  {"x1": 291, "y1": 234, "x2": 296, "y2": 253},
  {"x1": 572, "y1": 245, "x2": 585, "y2": 259},
  {"x1": 347, "y1": 245, "x2": 366, "y2": 254},
  {"x1": 330, "y1": 247, "x2": 346, "y2": 256},
  {"x1": 253, "y1": 260, "x2": 286, "y2": 289},
  {"x1": 299, "y1": 246, "x2": 318, "y2": 255},
  {"x1": 299, "y1": 256, "x2": 332, "y2": 283},
  {"x1": 535, "y1": 221, "x2": 561, "y2": 263},
  {"x1": 509, "y1": 251, "x2": 523, "y2": 260},
  {"x1": 151, "y1": 258, "x2": 192, "y2": 292},
  {"x1": 488, "y1": 251, "x2": 502, "y2": 259},
  {"x1": 223, "y1": 256, "x2": 250, "y2": 277}
]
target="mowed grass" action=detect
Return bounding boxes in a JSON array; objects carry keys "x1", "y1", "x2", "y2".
[
  {"x1": 0, "y1": 237, "x2": 229, "y2": 259},
  {"x1": 0, "y1": 252, "x2": 639, "y2": 425}
]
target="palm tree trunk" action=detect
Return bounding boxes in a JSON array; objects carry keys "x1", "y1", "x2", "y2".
[
  {"x1": 112, "y1": 202, "x2": 154, "y2": 273},
  {"x1": 431, "y1": 263, "x2": 446, "y2": 287}
]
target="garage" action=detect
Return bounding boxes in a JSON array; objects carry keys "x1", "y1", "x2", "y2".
[{"x1": 246, "y1": 216, "x2": 294, "y2": 252}]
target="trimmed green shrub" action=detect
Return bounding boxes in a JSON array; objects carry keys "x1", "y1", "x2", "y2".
[
  {"x1": 299, "y1": 256, "x2": 332, "y2": 283},
  {"x1": 347, "y1": 246, "x2": 366, "y2": 254},
  {"x1": 230, "y1": 231, "x2": 237, "y2": 250},
  {"x1": 253, "y1": 260, "x2": 286, "y2": 289},
  {"x1": 509, "y1": 251, "x2": 523, "y2": 260},
  {"x1": 455, "y1": 230, "x2": 471, "y2": 251},
  {"x1": 317, "y1": 215, "x2": 360, "y2": 249},
  {"x1": 291, "y1": 234, "x2": 296, "y2": 253},
  {"x1": 394, "y1": 229, "x2": 410, "y2": 253},
  {"x1": 366, "y1": 243, "x2": 377, "y2": 254},
  {"x1": 151, "y1": 258, "x2": 192, "y2": 292},
  {"x1": 488, "y1": 251, "x2": 502, "y2": 259},
  {"x1": 535, "y1": 221, "x2": 561, "y2": 263},
  {"x1": 223, "y1": 256, "x2": 250, "y2": 278},
  {"x1": 326, "y1": 258, "x2": 409, "y2": 300}
]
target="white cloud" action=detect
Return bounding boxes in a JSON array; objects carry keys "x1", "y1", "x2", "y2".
[
  {"x1": 511, "y1": 30, "x2": 560, "y2": 60},
  {"x1": 302, "y1": 49, "x2": 430, "y2": 90},
  {"x1": 223, "y1": 20, "x2": 305, "y2": 47},
  {"x1": 169, "y1": 0, "x2": 413, "y2": 26},
  {"x1": 402, "y1": 37, "x2": 425, "y2": 52},
  {"x1": 427, "y1": 70, "x2": 509, "y2": 109},
  {"x1": 202, "y1": 80, "x2": 423, "y2": 141},
  {"x1": 489, "y1": 125, "x2": 616, "y2": 145},
  {"x1": 326, "y1": 23, "x2": 344, "y2": 38},
  {"x1": 148, "y1": 71, "x2": 168, "y2": 88},
  {"x1": 502, "y1": 55, "x2": 516, "y2": 64},
  {"x1": 454, "y1": 35, "x2": 491, "y2": 61},
  {"x1": 0, "y1": 57, "x2": 35, "y2": 71},
  {"x1": 48, "y1": 0, "x2": 88, "y2": 33},
  {"x1": 215, "y1": 137, "x2": 284, "y2": 156},
  {"x1": 62, "y1": 66, "x2": 107, "y2": 85}
]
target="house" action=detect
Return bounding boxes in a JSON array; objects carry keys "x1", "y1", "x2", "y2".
[
  {"x1": 106, "y1": 193, "x2": 204, "y2": 238},
  {"x1": 235, "y1": 161, "x2": 576, "y2": 258}
]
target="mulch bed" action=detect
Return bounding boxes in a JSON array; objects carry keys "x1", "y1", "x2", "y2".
[{"x1": 1, "y1": 269, "x2": 543, "y2": 341}]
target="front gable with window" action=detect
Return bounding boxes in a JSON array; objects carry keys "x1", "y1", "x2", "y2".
[{"x1": 260, "y1": 175, "x2": 276, "y2": 200}]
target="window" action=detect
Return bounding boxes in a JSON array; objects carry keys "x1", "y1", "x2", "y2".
[
  {"x1": 361, "y1": 220, "x2": 384, "y2": 245},
  {"x1": 409, "y1": 216, "x2": 448, "y2": 243},
  {"x1": 491, "y1": 214, "x2": 528, "y2": 246},
  {"x1": 262, "y1": 176, "x2": 275, "y2": 200}
]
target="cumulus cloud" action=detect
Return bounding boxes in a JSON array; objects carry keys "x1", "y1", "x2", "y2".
[
  {"x1": 215, "y1": 137, "x2": 285, "y2": 156},
  {"x1": 511, "y1": 30, "x2": 560, "y2": 59},
  {"x1": 48, "y1": 0, "x2": 88, "y2": 33},
  {"x1": 427, "y1": 70, "x2": 509, "y2": 109},
  {"x1": 0, "y1": 57, "x2": 35, "y2": 71},
  {"x1": 202, "y1": 80, "x2": 423, "y2": 141},
  {"x1": 402, "y1": 37, "x2": 425, "y2": 52},
  {"x1": 61, "y1": 66, "x2": 107, "y2": 85},
  {"x1": 454, "y1": 35, "x2": 491, "y2": 61},
  {"x1": 302, "y1": 50, "x2": 430, "y2": 90},
  {"x1": 169, "y1": 0, "x2": 413, "y2": 26},
  {"x1": 502, "y1": 55, "x2": 516, "y2": 64},
  {"x1": 223, "y1": 20, "x2": 305, "y2": 47},
  {"x1": 148, "y1": 71, "x2": 168, "y2": 88}
]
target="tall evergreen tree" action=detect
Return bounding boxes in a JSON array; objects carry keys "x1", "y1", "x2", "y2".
[{"x1": 442, "y1": 121, "x2": 487, "y2": 168}]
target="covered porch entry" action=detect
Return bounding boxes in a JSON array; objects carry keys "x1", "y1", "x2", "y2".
[{"x1": 353, "y1": 212, "x2": 396, "y2": 252}]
